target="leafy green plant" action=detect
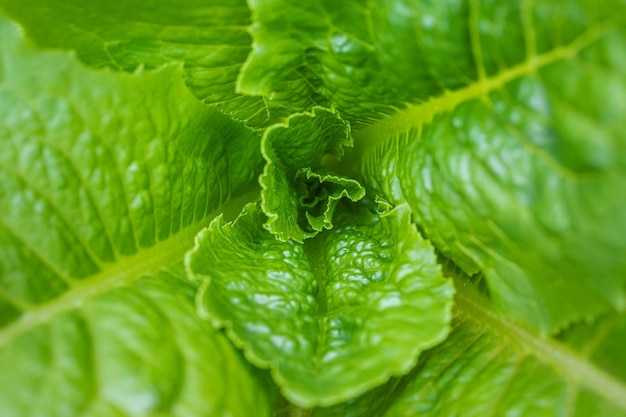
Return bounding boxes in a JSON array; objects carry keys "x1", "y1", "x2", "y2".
[{"x1": 0, "y1": 0, "x2": 625, "y2": 416}]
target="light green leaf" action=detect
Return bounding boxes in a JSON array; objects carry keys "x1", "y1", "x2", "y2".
[
  {"x1": 557, "y1": 314, "x2": 626, "y2": 384},
  {"x1": 186, "y1": 202, "x2": 454, "y2": 407},
  {"x1": 298, "y1": 168, "x2": 364, "y2": 233},
  {"x1": 381, "y1": 279, "x2": 626, "y2": 417},
  {"x1": 0, "y1": 269, "x2": 275, "y2": 417},
  {"x1": 355, "y1": 1, "x2": 626, "y2": 333},
  {"x1": 0, "y1": 18, "x2": 269, "y2": 416},
  {"x1": 260, "y1": 107, "x2": 364, "y2": 242},
  {"x1": 0, "y1": 0, "x2": 275, "y2": 126}
]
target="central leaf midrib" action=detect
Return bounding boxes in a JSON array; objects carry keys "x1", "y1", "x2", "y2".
[
  {"x1": 351, "y1": 23, "x2": 612, "y2": 156},
  {"x1": 455, "y1": 282, "x2": 626, "y2": 410},
  {"x1": 303, "y1": 237, "x2": 328, "y2": 371},
  {"x1": 0, "y1": 221, "x2": 208, "y2": 347}
]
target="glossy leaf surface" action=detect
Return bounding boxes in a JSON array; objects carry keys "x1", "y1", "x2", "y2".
[
  {"x1": 0, "y1": 19, "x2": 270, "y2": 416},
  {"x1": 354, "y1": 1, "x2": 626, "y2": 333},
  {"x1": 187, "y1": 203, "x2": 454, "y2": 407},
  {"x1": 296, "y1": 275, "x2": 626, "y2": 417}
]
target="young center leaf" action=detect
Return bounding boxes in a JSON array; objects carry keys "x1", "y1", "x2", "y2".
[
  {"x1": 186, "y1": 202, "x2": 454, "y2": 407},
  {"x1": 260, "y1": 107, "x2": 365, "y2": 242},
  {"x1": 0, "y1": 18, "x2": 271, "y2": 416}
]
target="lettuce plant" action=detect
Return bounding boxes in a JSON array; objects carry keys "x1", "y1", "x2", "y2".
[{"x1": 0, "y1": 0, "x2": 625, "y2": 416}]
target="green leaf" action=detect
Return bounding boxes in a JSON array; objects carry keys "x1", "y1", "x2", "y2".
[
  {"x1": 186, "y1": 202, "x2": 454, "y2": 407},
  {"x1": 0, "y1": 18, "x2": 269, "y2": 415},
  {"x1": 0, "y1": 269, "x2": 275, "y2": 417},
  {"x1": 355, "y1": 2, "x2": 626, "y2": 333},
  {"x1": 381, "y1": 280, "x2": 626, "y2": 417},
  {"x1": 260, "y1": 107, "x2": 364, "y2": 242},
  {"x1": 0, "y1": 0, "x2": 275, "y2": 126},
  {"x1": 240, "y1": 0, "x2": 390, "y2": 128}
]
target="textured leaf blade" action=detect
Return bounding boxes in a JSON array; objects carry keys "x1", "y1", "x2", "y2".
[
  {"x1": 186, "y1": 203, "x2": 454, "y2": 407},
  {"x1": 240, "y1": 0, "x2": 521, "y2": 127},
  {"x1": 0, "y1": 18, "x2": 269, "y2": 416},
  {"x1": 0, "y1": 0, "x2": 274, "y2": 126},
  {"x1": 240, "y1": 0, "x2": 626, "y2": 127},
  {"x1": 0, "y1": 269, "x2": 275, "y2": 417},
  {"x1": 380, "y1": 280, "x2": 626, "y2": 417},
  {"x1": 240, "y1": 0, "x2": 396, "y2": 128},
  {"x1": 357, "y1": 3, "x2": 626, "y2": 333}
]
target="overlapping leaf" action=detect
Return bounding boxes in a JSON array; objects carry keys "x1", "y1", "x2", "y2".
[
  {"x1": 0, "y1": 0, "x2": 298, "y2": 126},
  {"x1": 353, "y1": 1, "x2": 626, "y2": 333},
  {"x1": 0, "y1": 269, "x2": 275, "y2": 417},
  {"x1": 240, "y1": 0, "x2": 509, "y2": 127},
  {"x1": 381, "y1": 282, "x2": 626, "y2": 417},
  {"x1": 0, "y1": 19, "x2": 269, "y2": 416},
  {"x1": 299, "y1": 271, "x2": 626, "y2": 417},
  {"x1": 186, "y1": 202, "x2": 454, "y2": 407}
]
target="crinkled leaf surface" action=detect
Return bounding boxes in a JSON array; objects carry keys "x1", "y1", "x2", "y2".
[
  {"x1": 0, "y1": 269, "x2": 274, "y2": 417},
  {"x1": 0, "y1": 0, "x2": 277, "y2": 126},
  {"x1": 186, "y1": 203, "x2": 454, "y2": 407},
  {"x1": 297, "y1": 271, "x2": 626, "y2": 417},
  {"x1": 297, "y1": 168, "x2": 364, "y2": 234},
  {"x1": 381, "y1": 280, "x2": 626, "y2": 417},
  {"x1": 240, "y1": 0, "x2": 400, "y2": 128},
  {"x1": 349, "y1": 1, "x2": 626, "y2": 333},
  {"x1": 0, "y1": 19, "x2": 270, "y2": 416},
  {"x1": 242, "y1": 0, "x2": 553, "y2": 128},
  {"x1": 260, "y1": 107, "x2": 364, "y2": 242}
]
